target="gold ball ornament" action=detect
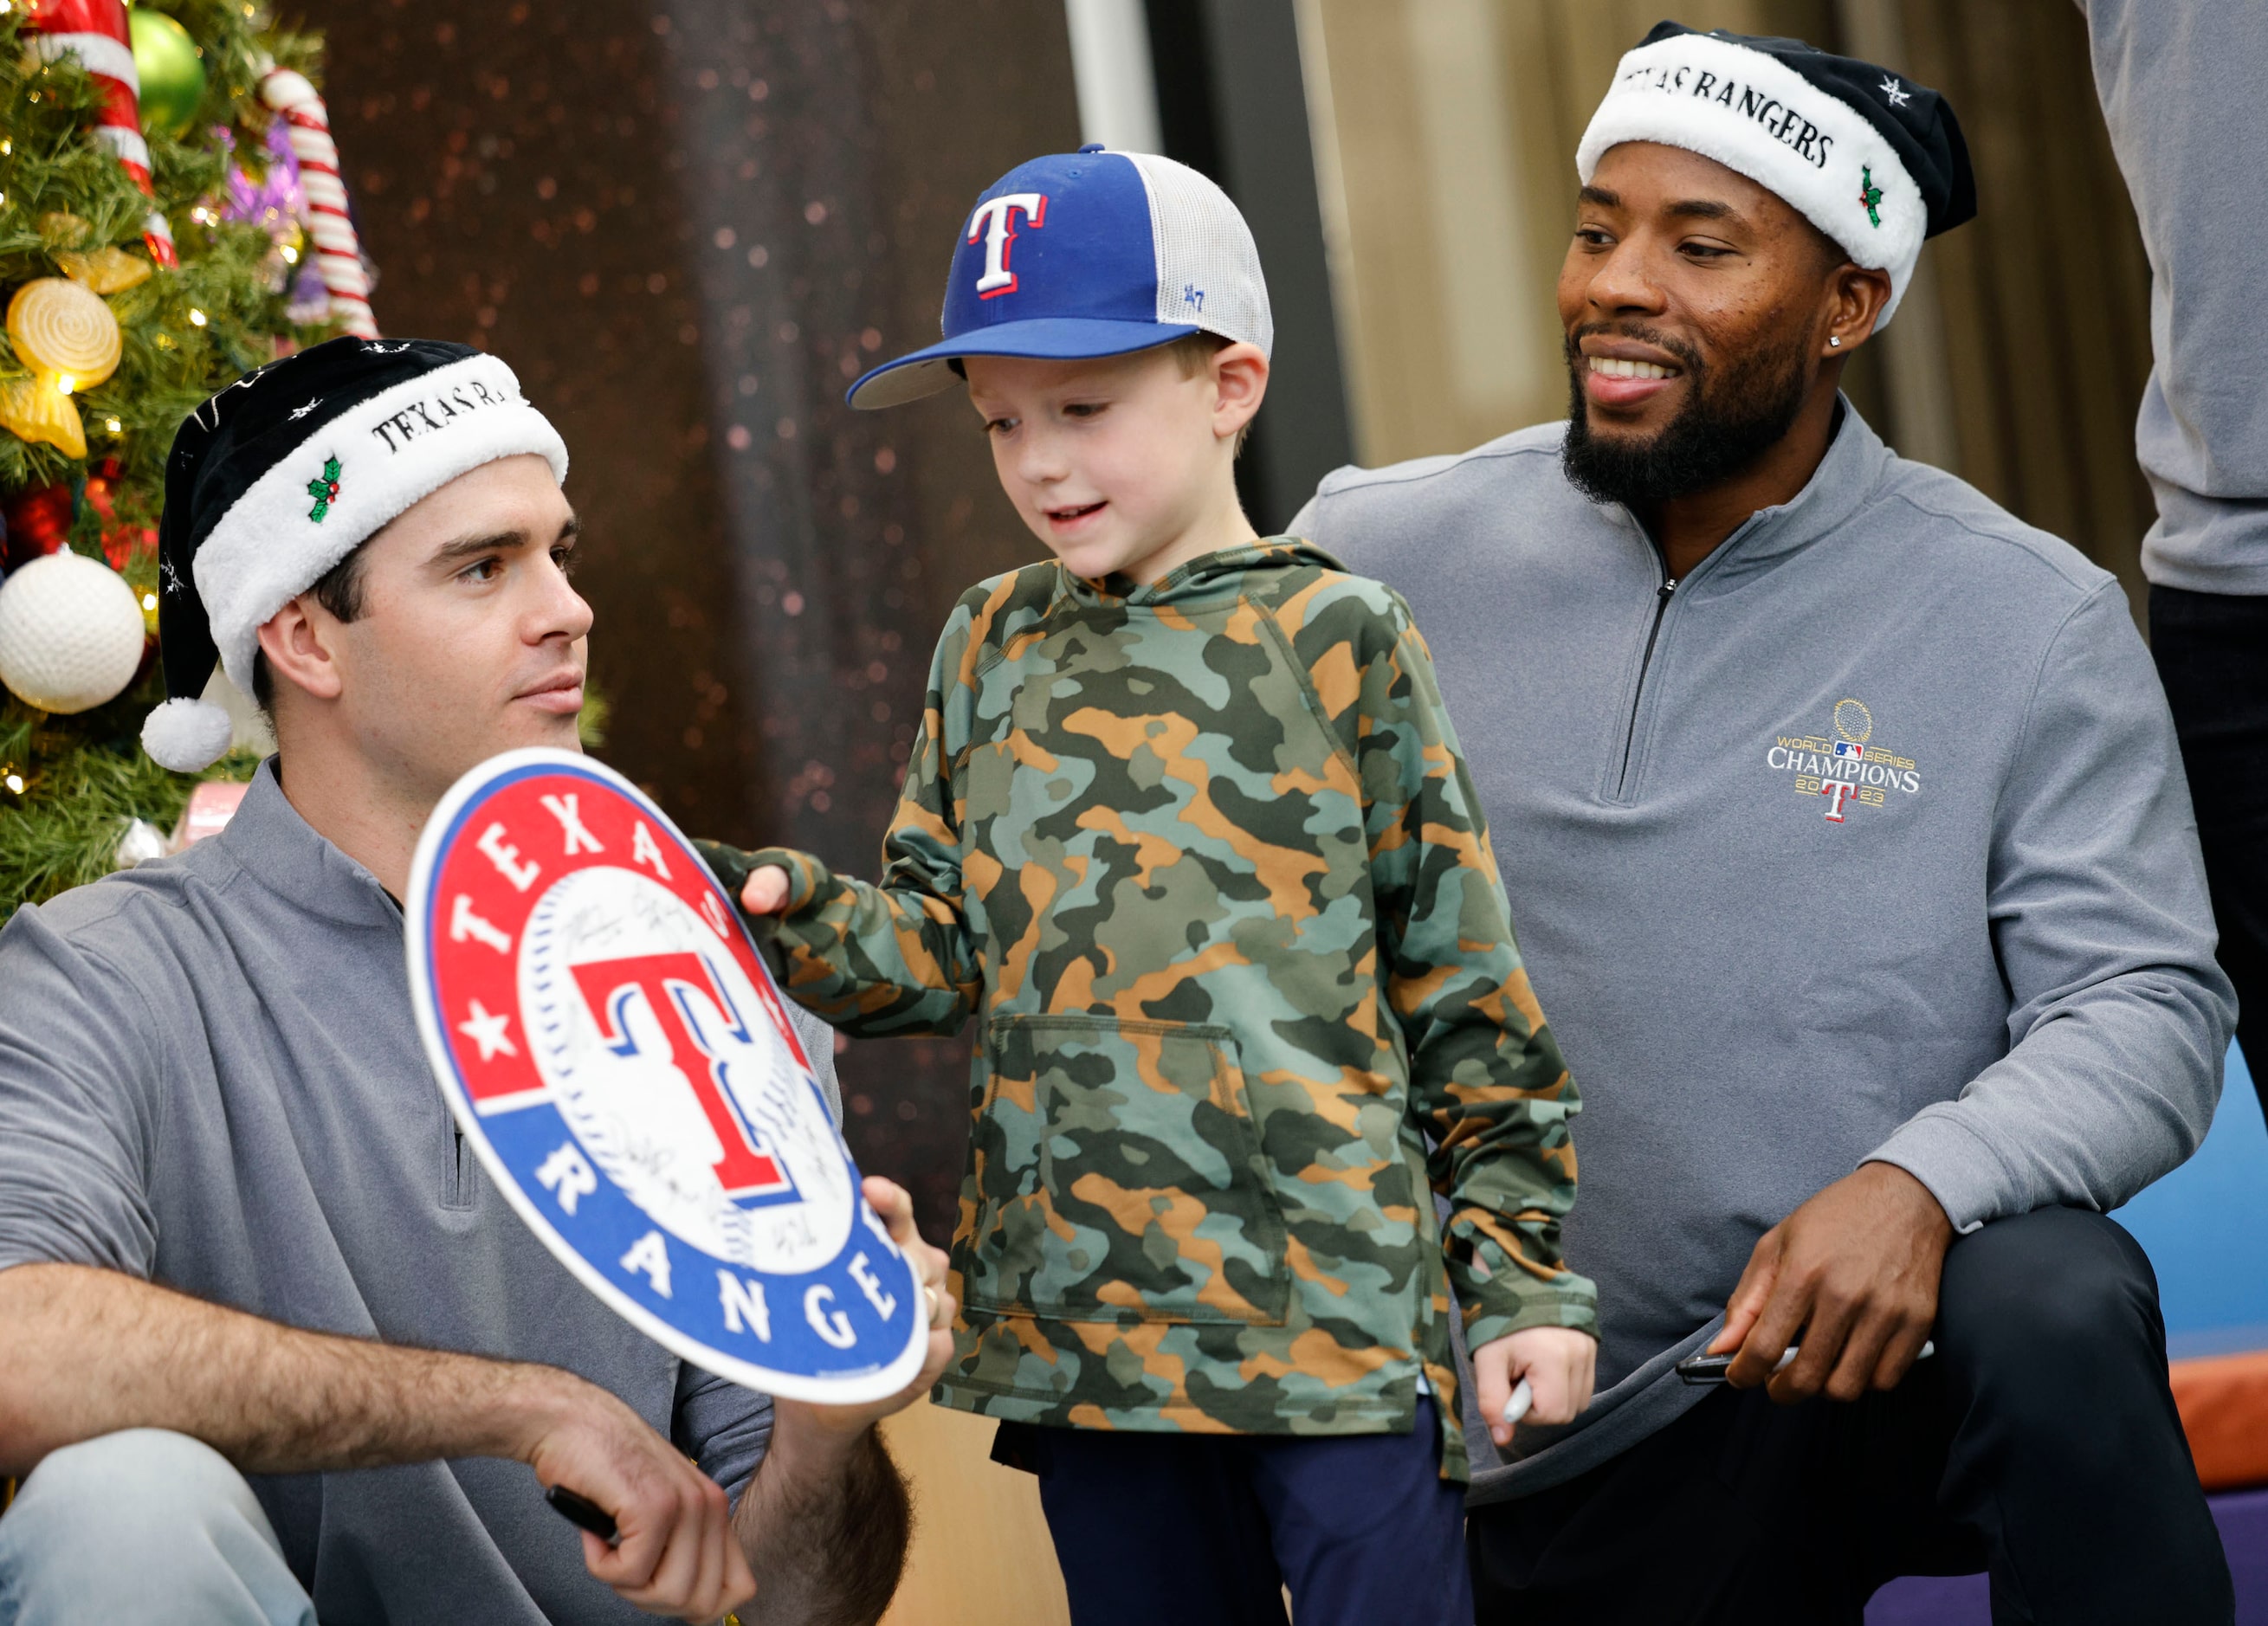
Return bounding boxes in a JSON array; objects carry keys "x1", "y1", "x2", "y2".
[
  {"x1": 128, "y1": 9, "x2": 206, "y2": 141},
  {"x1": 0, "y1": 551, "x2": 148, "y2": 713}
]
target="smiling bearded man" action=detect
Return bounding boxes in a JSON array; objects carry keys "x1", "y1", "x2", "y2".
[{"x1": 1295, "y1": 23, "x2": 2235, "y2": 1626}]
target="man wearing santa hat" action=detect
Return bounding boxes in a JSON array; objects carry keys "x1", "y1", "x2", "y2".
[
  {"x1": 1296, "y1": 23, "x2": 2234, "y2": 1623},
  {"x1": 0, "y1": 336, "x2": 953, "y2": 1624}
]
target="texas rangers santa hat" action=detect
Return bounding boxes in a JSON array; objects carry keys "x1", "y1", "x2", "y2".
[
  {"x1": 1577, "y1": 23, "x2": 1975, "y2": 326},
  {"x1": 141, "y1": 335, "x2": 568, "y2": 772}
]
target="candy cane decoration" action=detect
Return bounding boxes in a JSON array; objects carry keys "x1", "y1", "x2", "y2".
[
  {"x1": 22, "y1": 0, "x2": 178, "y2": 267},
  {"x1": 258, "y1": 68, "x2": 378, "y2": 338}
]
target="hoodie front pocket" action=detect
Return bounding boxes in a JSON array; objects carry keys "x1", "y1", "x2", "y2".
[{"x1": 965, "y1": 1013, "x2": 1289, "y2": 1326}]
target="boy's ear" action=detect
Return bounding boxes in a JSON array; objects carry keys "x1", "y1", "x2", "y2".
[
  {"x1": 255, "y1": 594, "x2": 346, "y2": 704},
  {"x1": 1211, "y1": 342, "x2": 1269, "y2": 442}
]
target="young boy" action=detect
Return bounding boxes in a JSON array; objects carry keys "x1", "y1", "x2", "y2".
[{"x1": 707, "y1": 148, "x2": 1595, "y2": 1624}]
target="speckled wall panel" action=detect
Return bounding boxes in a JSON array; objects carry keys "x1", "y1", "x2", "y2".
[{"x1": 301, "y1": 0, "x2": 1079, "y2": 1231}]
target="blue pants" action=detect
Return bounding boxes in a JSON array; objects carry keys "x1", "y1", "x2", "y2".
[
  {"x1": 0, "y1": 1429, "x2": 314, "y2": 1624},
  {"x1": 1001, "y1": 1397, "x2": 1472, "y2": 1626}
]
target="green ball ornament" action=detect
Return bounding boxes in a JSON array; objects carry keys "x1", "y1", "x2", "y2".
[{"x1": 129, "y1": 10, "x2": 205, "y2": 141}]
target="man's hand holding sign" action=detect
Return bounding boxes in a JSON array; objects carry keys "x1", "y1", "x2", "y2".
[{"x1": 503, "y1": 1172, "x2": 952, "y2": 1620}]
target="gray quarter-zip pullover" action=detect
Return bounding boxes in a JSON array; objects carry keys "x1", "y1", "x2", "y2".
[
  {"x1": 0, "y1": 759, "x2": 841, "y2": 1619},
  {"x1": 1294, "y1": 405, "x2": 2232, "y2": 1500}
]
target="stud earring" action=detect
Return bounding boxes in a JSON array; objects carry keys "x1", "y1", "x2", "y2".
[{"x1": 1829, "y1": 336, "x2": 1843, "y2": 348}]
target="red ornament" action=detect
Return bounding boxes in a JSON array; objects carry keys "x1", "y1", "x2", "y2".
[
  {"x1": 82, "y1": 463, "x2": 155, "y2": 570},
  {"x1": 21, "y1": 0, "x2": 179, "y2": 268},
  {"x1": 3, "y1": 481, "x2": 74, "y2": 571}
]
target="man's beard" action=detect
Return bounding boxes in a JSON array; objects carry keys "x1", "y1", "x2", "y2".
[{"x1": 1560, "y1": 326, "x2": 1811, "y2": 509}]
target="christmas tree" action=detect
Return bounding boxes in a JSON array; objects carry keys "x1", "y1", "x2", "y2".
[{"x1": 0, "y1": 0, "x2": 356, "y2": 912}]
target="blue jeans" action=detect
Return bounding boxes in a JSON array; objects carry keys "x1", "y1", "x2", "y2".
[
  {"x1": 999, "y1": 1397, "x2": 1473, "y2": 1626},
  {"x1": 0, "y1": 1429, "x2": 314, "y2": 1624}
]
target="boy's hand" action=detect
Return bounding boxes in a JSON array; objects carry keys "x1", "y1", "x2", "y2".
[
  {"x1": 1472, "y1": 1326, "x2": 1597, "y2": 1448},
  {"x1": 740, "y1": 866, "x2": 792, "y2": 915}
]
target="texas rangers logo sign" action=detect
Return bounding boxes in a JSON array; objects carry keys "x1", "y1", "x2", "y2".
[{"x1": 407, "y1": 748, "x2": 925, "y2": 1403}]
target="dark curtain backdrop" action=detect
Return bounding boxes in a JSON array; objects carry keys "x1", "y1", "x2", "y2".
[{"x1": 301, "y1": 0, "x2": 1082, "y2": 1234}]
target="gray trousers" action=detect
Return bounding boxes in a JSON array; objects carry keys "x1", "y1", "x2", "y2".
[{"x1": 0, "y1": 1429, "x2": 314, "y2": 1624}]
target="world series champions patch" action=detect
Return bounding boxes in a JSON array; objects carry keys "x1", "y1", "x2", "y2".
[{"x1": 406, "y1": 748, "x2": 926, "y2": 1403}]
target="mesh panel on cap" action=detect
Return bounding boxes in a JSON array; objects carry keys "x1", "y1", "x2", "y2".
[{"x1": 1122, "y1": 152, "x2": 1272, "y2": 358}]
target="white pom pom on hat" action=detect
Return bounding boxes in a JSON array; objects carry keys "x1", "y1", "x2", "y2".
[{"x1": 141, "y1": 695, "x2": 236, "y2": 772}]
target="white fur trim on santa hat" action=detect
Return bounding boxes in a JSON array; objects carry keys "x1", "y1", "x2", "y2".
[
  {"x1": 1575, "y1": 32, "x2": 1924, "y2": 326},
  {"x1": 193, "y1": 352, "x2": 570, "y2": 696},
  {"x1": 141, "y1": 695, "x2": 236, "y2": 772}
]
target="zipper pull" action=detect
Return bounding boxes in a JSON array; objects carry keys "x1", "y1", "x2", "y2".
[{"x1": 1662, "y1": 577, "x2": 1678, "y2": 598}]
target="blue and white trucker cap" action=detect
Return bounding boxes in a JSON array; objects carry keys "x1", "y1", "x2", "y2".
[{"x1": 848, "y1": 145, "x2": 1271, "y2": 410}]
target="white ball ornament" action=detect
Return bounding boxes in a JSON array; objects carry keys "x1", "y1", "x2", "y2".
[{"x1": 0, "y1": 551, "x2": 149, "y2": 713}]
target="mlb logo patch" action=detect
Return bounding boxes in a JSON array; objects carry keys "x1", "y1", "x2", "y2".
[
  {"x1": 1834, "y1": 740, "x2": 1865, "y2": 760},
  {"x1": 406, "y1": 748, "x2": 926, "y2": 1403}
]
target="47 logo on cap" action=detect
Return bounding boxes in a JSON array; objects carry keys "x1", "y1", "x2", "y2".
[{"x1": 406, "y1": 749, "x2": 927, "y2": 1403}]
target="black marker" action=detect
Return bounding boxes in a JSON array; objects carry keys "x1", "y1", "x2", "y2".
[{"x1": 546, "y1": 1485, "x2": 619, "y2": 1545}]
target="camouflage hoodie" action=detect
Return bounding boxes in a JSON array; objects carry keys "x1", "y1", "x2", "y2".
[{"x1": 708, "y1": 541, "x2": 1593, "y2": 1477}]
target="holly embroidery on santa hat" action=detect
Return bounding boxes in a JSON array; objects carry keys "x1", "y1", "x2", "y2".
[
  {"x1": 1858, "y1": 166, "x2": 1884, "y2": 228},
  {"x1": 305, "y1": 455, "x2": 341, "y2": 523}
]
